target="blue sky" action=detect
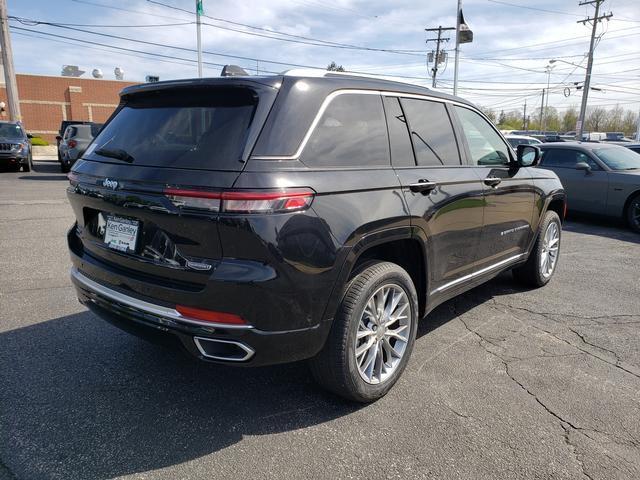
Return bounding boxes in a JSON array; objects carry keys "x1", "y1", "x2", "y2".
[{"x1": 7, "y1": 0, "x2": 640, "y2": 114}]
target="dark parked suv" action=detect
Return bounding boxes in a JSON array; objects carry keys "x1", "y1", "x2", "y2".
[{"x1": 67, "y1": 70, "x2": 565, "y2": 402}]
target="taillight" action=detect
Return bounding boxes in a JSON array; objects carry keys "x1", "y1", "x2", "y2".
[
  {"x1": 68, "y1": 139, "x2": 77, "y2": 149},
  {"x1": 163, "y1": 188, "x2": 315, "y2": 214},
  {"x1": 176, "y1": 305, "x2": 247, "y2": 325}
]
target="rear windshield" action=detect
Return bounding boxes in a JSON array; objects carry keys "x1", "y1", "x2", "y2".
[{"x1": 84, "y1": 88, "x2": 257, "y2": 171}]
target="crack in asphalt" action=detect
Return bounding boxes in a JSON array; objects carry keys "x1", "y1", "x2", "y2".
[
  {"x1": 490, "y1": 300, "x2": 639, "y2": 323},
  {"x1": 454, "y1": 301, "x2": 640, "y2": 479},
  {"x1": 456, "y1": 314, "x2": 596, "y2": 479},
  {"x1": 489, "y1": 299, "x2": 640, "y2": 381}
]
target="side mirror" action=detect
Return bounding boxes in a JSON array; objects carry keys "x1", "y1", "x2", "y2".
[
  {"x1": 575, "y1": 162, "x2": 592, "y2": 173},
  {"x1": 55, "y1": 135, "x2": 62, "y2": 141},
  {"x1": 516, "y1": 144, "x2": 540, "y2": 167},
  {"x1": 26, "y1": 133, "x2": 33, "y2": 139}
]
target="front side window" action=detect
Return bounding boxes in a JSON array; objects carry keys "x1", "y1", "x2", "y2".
[
  {"x1": 301, "y1": 93, "x2": 389, "y2": 168},
  {"x1": 540, "y1": 149, "x2": 600, "y2": 170},
  {"x1": 454, "y1": 106, "x2": 511, "y2": 166},
  {"x1": 593, "y1": 147, "x2": 640, "y2": 170},
  {"x1": 401, "y1": 98, "x2": 460, "y2": 166}
]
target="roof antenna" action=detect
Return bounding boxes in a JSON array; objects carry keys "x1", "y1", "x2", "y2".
[{"x1": 221, "y1": 65, "x2": 249, "y2": 77}]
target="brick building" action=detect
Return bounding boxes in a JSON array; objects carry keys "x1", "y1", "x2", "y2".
[{"x1": 0, "y1": 73, "x2": 139, "y2": 142}]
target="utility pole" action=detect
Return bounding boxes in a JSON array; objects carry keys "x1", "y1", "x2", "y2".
[
  {"x1": 522, "y1": 100, "x2": 527, "y2": 131},
  {"x1": 453, "y1": 0, "x2": 462, "y2": 95},
  {"x1": 576, "y1": 0, "x2": 612, "y2": 140},
  {"x1": 539, "y1": 89, "x2": 545, "y2": 133},
  {"x1": 636, "y1": 108, "x2": 640, "y2": 141},
  {"x1": 0, "y1": 0, "x2": 21, "y2": 121},
  {"x1": 425, "y1": 26, "x2": 454, "y2": 88},
  {"x1": 196, "y1": 0, "x2": 203, "y2": 77}
]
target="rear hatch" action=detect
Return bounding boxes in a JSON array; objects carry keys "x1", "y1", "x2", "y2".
[{"x1": 67, "y1": 80, "x2": 280, "y2": 290}]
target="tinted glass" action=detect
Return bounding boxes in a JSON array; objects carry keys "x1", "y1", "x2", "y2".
[
  {"x1": 0, "y1": 123, "x2": 23, "y2": 138},
  {"x1": 540, "y1": 149, "x2": 600, "y2": 169},
  {"x1": 84, "y1": 88, "x2": 257, "y2": 171},
  {"x1": 593, "y1": 147, "x2": 640, "y2": 170},
  {"x1": 383, "y1": 97, "x2": 415, "y2": 167},
  {"x1": 629, "y1": 147, "x2": 640, "y2": 154},
  {"x1": 401, "y1": 98, "x2": 460, "y2": 166},
  {"x1": 90, "y1": 124, "x2": 103, "y2": 137},
  {"x1": 454, "y1": 106, "x2": 511, "y2": 166},
  {"x1": 302, "y1": 93, "x2": 389, "y2": 168}
]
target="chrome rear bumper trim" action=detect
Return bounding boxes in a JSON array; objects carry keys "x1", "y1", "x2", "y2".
[
  {"x1": 193, "y1": 337, "x2": 255, "y2": 362},
  {"x1": 70, "y1": 267, "x2": 253, "y2": 330}
]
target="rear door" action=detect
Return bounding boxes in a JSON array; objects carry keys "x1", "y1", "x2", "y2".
[
  {"x1": 452, "y1": 105, "x2": 535, "y2": 268},
  {"x1": 68, "y1": 85, "x2": 273, "y2": 288},
  {"x1": 385, "y1": 95, "x2": 485, "y2": 295},
  {"x1": 538, "y1": 148, "x2": 608, "y2": 214}
]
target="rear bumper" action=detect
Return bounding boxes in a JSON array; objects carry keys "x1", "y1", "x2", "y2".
[{"x1": 70, "y1": 266, "x2": 330, "y2": 367}]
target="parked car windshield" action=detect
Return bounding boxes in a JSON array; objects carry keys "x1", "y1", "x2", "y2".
[
  {"x1": 593, "y1": 147, "x2": 640, "y2": 170},
  {"x1": 84, "y1": 88, "x2": 257, "y2": 171},
  {"x1": 0, "y1": 123, "x2": 23, "y2": 138}
]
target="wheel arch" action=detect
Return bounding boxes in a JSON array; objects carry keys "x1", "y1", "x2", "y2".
[
  {"x1": 623, "y1": 189, "x2": 640, "y2": 219},
  {"x1": 322, "y1": 227, "x2": 429, "y2": 324}
]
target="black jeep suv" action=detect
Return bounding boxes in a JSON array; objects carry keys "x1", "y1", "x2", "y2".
[{"x1": 67, "y1": 70, "x2": 565, "y2": 402}]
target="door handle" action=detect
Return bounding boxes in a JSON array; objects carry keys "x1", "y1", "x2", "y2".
[
  {"x1": 408, "y1": 180, "x2": 437, "y2": 195},
  {"x1": 484, "y1": 177, "x2": 502, "y2": 187}
]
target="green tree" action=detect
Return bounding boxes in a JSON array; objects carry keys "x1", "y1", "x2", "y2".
[
  {"x1": 585, "y1": 107, "x2": 607, "y2": 131},
  {"x1": 622, "y1": 110, "x2": 638, "y2": 137},
  {"x1": 326, "y1": 61, "x2": 345, "y2": 72},
  {"x1": 480, "y1": 107, "x2": 497, "y2": 123},
  {"x1": 561, "y1": 105, "x2": 578, "y2": 133},
  {"x1": 604, "y1": 105, "x2": 624, "y2": 132}
]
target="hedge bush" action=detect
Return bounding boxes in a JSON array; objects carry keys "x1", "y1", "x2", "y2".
[{"x1": 30, "y1": 136, "x2": 49, "y2": 146}]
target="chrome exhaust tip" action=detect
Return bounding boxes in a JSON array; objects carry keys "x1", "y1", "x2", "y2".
[{"x1": 193, "y1": 337, "x2": 255, "y2": 362}]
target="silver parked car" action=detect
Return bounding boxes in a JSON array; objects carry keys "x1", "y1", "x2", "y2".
[
  {"x1": 59, "y1": 123, "x2": 101, "y2": 173},
  {"x1": 538, "y1": 142, "x2": 640, "y2": 232}
]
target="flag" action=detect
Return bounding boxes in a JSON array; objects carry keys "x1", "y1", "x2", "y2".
[
  {"x1": 458, "y1": 9, "x2": 473, "y2": 44},
  {"x1": 196, "y1": 0, "x2": 204, "y2": 16}
]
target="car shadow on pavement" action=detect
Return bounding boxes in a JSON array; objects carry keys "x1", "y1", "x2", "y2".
[
  {"x1": 0, "y1": 311, "x2": 361, "y2": 479},
  {"x1": 564, "y1": 217, "x2": 640, "y2": 244},
  {"x1": 0, "y1": 273, "x2": 533, "y2": 479}
]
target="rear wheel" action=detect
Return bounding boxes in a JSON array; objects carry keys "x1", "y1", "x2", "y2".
[
  {"x1": 61, "y1": 162, "x2": 70, "y2": 173},
  {"x1": 309, "y1": 261, "x2": 418, "y2": 403},
  {"x1": 626, "y1": 194, "x2": 640, "y2": 233},
  {"x1": 513, "y1": 210, "x2": 561, "y2": 287}
]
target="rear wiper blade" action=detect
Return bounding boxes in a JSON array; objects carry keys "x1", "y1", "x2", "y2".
[{"x1": 94, "y1": 147, "x2": 134, "y2": 163}]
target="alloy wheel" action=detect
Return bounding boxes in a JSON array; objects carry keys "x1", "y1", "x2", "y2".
[
  {"x1": 354, "y1": 284, "x2": 412, "y2": 385},
  {"x1": 540, "y1": 221, "x2": 560, "y2": 279}
]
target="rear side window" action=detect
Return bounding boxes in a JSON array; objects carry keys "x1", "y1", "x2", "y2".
[
  {"x1": 541, "y1": 149, "x2": 600, "y2": 170},
  {"x1": 383, "y1": 96, "x2": 415, "y2": 167},
  {"x1": 84, "y1": 88, "x2": 257, "y2": 171},
  {"x1": 301, "y1": 93, "x2": 389, "y2": 168},
  {"x1": 400, "y1": 98, "x2": 460, "y2": 166}
]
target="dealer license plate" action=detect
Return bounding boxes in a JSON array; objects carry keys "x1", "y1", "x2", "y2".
[{"x1": 104, "y1": 216, "x2": 139, "y2": 252}]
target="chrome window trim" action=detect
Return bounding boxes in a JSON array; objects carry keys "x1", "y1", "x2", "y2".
[
  {"x1": 431, "y1": 253, "x2": 526, "y2": 295},
  {"x1": 250, "y1": 89, "x2": 474, "y2": 161},
  {"x1": 70, "y1": 267, "x2": 254, "y2": 330}
]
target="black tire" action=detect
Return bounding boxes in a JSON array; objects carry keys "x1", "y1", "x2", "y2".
[
  {"x1": 625, "y1": 193, "x2": 640, "y2": 233},
  {"x1": 309, "y1": 261, "x2": 419, "y2": 403},
  {"x1": 61, "y1": 163, "x2": 70, "y2": 174},
  {"x1": 22, "y1": 154, "x2": 32, "y2": 172},
  {"x1": 513, "y1": 210, "x2": 562, "y2": 287}
]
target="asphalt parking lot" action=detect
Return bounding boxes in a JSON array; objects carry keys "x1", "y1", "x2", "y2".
[{"x1": 1, "y1": 156, "x2": 639, "y2": 480}]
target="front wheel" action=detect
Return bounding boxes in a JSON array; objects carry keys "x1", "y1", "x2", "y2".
[
  {"x1": 309, "y1": 261, "x2": 418, "y2": 403},
  {"x1": 22, "y1": 153, "x2": 32, "y2": 172},
  {"x1": 513, "y1": 210, "x2": 562, "y2": 287},
  {"x1": 626, "y1": 194, "x2": 640, "y2": 233}
]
